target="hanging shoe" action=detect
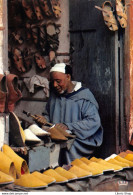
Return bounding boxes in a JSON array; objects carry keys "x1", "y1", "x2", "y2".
[
  {"x1": 32, "y1": 0, "x2": 44, "y2": 21},
  {"x1": 102, "y1": 1, "x2": 118, "y2": 31},
  {"x1": 49, "y1": 0, "x2": 61, "y2": 18},
  {"x1": 9, "y1": 112, "x2": 25, "y2": 147},
  {"x1": 39, "y1": 0, "x2": 53, "y2": 17},
  {"x1": 0, "y1": 74, "x2": 7, "y2": 113},
  {"x1": 6, "y1": 74, "x2": 22, "y2": 112},
  {"x1": 31, "y1": 25, "x2": 39, "y2": 45},
  {"x1": 0, "y1": 151, "x2": 16, "y2": 179},
  {"x1": 34, "y1": 52, "x2": 47, "y2": 69},
  {"x1": 23, "y1": 48, "x2": 32, "y2": 71},
  {"x1": 49, "y1": 50, "x2": 56, "y2": 62},
  {"x1": 2, "y1": 144, "x2": 30, "y2": 179},
  {"x1": 116, "y1": 0, "x2": 127, "y2": 28},
  {"x1": 11, "y1": 31, "x2": 24, "y2": 45},
  {"x1": 12, "y1": 48, "x2": 26, "y2": 73},
  {"x1": 39, "y1": 25, "x2": 47, "y2": 54},
  {"x1": 22, "y1": 0, "x2": 36, "y2": 20},
  {"x1": 14, "y1": 173, "x2": 47, "y2": 188}
]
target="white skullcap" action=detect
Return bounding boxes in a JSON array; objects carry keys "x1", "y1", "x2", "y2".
[{"x1": 50, "y1": 63, "x2": 66, "y2": 73}]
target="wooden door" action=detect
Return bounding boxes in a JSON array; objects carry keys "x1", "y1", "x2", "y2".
[{"x1": 69, "y1": 0, "x2": 127, "y2": 158}]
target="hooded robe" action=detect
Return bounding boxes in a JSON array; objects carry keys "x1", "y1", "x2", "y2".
[{"x1": 44, "y1": 81, "x2": 103, "y2": 164}]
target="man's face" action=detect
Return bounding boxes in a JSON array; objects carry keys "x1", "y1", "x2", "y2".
[{"x1": 50, "y1": 72, "x2": 70, "y2": 94}]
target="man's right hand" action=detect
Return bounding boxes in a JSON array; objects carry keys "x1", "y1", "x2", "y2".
[{"x1": 34, "y1": 114, "x2": 48, "y2": 125}]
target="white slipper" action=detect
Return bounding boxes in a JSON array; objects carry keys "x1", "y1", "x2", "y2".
[
  {"x1": 24, "y1": 129, "x2": 41, "y2": 142},
  {"x1": 28, "y1": 124, "x2": 50, "y2": 137}
]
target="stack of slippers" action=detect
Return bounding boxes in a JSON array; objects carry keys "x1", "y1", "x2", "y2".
[
  {"x1": 24, "y1": 124, "x2": 50, "y2": 144},
  {"x1": 46, "y1": 125, "x2": 76, "y2": 141},
  {"x1": 95, "y1": 0, "x2": 127, "y2": 31}
]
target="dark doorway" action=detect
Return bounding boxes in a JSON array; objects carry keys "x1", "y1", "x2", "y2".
[{"x1": 69, "y1": 0, "x2": 127, "y2": 158}]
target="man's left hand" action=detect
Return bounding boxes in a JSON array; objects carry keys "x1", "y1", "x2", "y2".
[{"x1": 55, "y1": 123, "x2": 68, "y2": 130}]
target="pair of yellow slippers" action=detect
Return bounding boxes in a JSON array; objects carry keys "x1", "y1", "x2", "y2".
[{"x1": 0, "y1": 144, "x2": 29, "y2": 186}]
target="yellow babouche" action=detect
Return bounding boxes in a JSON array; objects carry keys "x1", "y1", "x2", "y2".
[
  {"x1": 124, "y1": 154, "x2": 133, "y2": 161},
  {"x1": 97, "y1": 159, "x2": 122, "y2": 171},
  {"x1": 0, "y1": 151, "x2": 16, "y2": 179},
  {"x1": 2, "y1": 144, "x2": 29, "y2": 178},
  {"x1": 68, "y1": 165, "x2": 92, "y2": 178},
  {"x1": 80, "y1": 157, "x2": 91, "y2": 164},
  {"x1": 107, "y1": 158, "x2": 129, "y2": 168},
  {"x1": 0, "y1": 171, "x2": 14, "y2": 185},
  {"x1": 32, "y1": 171, "x2": 56, "y2": 185},
  {"x1": 54, "y1": 167, "x2": 77, "y2": 181},
  {"x1": 90, "y1": 157, "x2": 100, "y2": 162},
  {"x1": 115, "y1": 155, "x2": 133, "y2": 167},
  {"x1": 72, "y1": 158, "x2": 103, "y2": 175},
  {"x1": 43, "y1": 169, "x2": 68, "y2": 183},
  {"x1": 15, "y1": 173, "x2": 47, "y2": 188}
]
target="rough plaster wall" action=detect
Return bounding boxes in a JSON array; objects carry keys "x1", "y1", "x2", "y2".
[{"x1": 57, "y1": 0, "x2": 70, "y2": 62}]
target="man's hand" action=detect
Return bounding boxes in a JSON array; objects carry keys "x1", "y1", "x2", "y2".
[
  {"x1": 34, "y1": 114, "x2": 47, "y2": 125},
  {"x1": 55, "y1": 123, "x2": 68, "y2": 130}
]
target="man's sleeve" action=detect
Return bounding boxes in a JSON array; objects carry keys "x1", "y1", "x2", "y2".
[
  {"x1": 64, "y1": 100, "x2": 101, "y2": 140},
  {"x1": 42, "y1": 101, "x2": 50, "y2": 122}
]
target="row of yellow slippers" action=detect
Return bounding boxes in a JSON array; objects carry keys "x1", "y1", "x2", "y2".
[{"x1": 0, "y1": 144, "x2": 133, "y2": 189}]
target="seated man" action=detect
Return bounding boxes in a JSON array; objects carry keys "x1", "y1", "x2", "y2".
[{"x1": 44, "y1": 63, "x2": 103, "y2": 164}]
